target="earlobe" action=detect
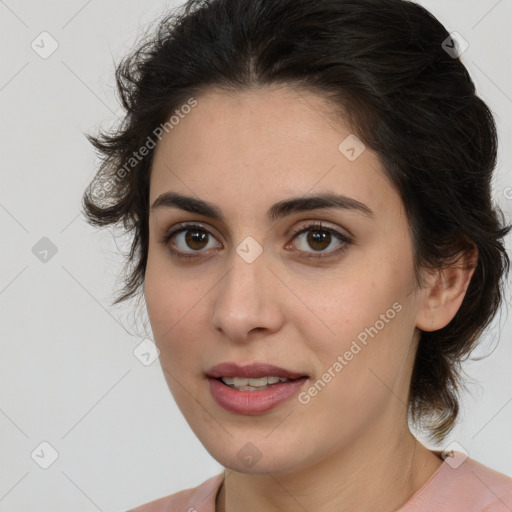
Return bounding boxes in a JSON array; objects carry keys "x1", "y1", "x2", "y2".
[{"x1": 416, "y1": 244, "x2": 478, "y2": 332}]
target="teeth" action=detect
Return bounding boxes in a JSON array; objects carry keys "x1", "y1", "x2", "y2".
[{"x1": 220, "y1": 376, "x2": 292, "y2": 389}]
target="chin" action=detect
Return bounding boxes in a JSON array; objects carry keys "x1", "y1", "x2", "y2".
[{"x1": 198, "y1": 433, "x2": 311, "y2": 476}]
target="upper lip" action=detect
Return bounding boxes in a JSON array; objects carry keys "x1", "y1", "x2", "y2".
[{"x1": 206, "y1": 362, "x2": 308, "y2": 380}]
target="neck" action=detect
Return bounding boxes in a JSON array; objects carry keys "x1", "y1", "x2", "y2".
[{"x1": 215, "y1": 428, "x2": 443, "y2": 512}]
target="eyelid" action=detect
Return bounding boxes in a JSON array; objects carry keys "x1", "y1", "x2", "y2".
[
  {"x1": 159, "y1": 221, "x2": 223, "y2": 245},
  {"x1": 287, "y1": 219, "x2": 351, "y2": 239}
]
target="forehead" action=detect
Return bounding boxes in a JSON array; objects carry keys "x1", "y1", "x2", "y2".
[
  {"x1": 149, "y1": 86, "x2": 398, "y2": 221},
  {"x1": 152, "y1": 86, "x2": 352, "y2": 167}
]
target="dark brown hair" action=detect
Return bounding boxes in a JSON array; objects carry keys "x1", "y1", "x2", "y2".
[{"x1": 82, "y1": 0, "x2": 511, "y2": 443}]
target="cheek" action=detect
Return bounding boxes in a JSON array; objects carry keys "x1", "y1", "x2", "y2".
[
  {"x1": 144, "y1": 255, "x2": 210, "y2": 369},
  {"x1": 298, "y1": 269, "x2": 411, "y2": 355},
  {"x1": 294, "y1": 261, "x2": 416, "y2": 403},
  {"x1": 144, "y1": 254, "x2": 188, "y2": 348}
]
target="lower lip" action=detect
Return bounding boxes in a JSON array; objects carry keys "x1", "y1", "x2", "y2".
[{"x1": 208, "y1": 377, "x2": 308, "y2": 414}]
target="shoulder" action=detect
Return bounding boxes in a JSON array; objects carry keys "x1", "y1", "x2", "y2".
[
  {"x1": 456, "y1": 456, "x2": 512, "y2": 511},
  {"x1": 472, "y1": 458, "x2": 512, "y2": 512},
  {"x1": 402, "y1": 452, "x2": 512, "y2": 512},
  {"x1": 127, "y1": 472, "x2": 224, "y2": 512}
]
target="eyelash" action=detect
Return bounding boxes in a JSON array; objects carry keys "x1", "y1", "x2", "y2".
[{"x1": 159, "y1": 222, "x2": 352, "y2": 260}]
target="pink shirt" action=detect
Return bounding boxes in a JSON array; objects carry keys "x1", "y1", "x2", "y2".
[{"x1": 128, "y1": 451, "x2": 512, "y2": 511}]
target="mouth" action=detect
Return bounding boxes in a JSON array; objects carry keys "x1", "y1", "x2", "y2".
[
  {"x1": 206, "y1": 367, "x2": 310, "y2": 414},
  {"x1": 212, "y1": 375, "x2": 307, "y2": 391},
  {"x1": 206, "y1": 362, "x2": 309, "y2": 392},
  {"x1": 206, "y1": 361, "x2": 309, "y2": 380}
]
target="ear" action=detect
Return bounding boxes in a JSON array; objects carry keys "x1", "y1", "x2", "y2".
[{"x1": 415, "y1": 243, "x2": 478, "y2": 332}]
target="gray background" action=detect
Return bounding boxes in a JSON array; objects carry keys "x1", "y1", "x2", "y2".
[{"x1": 0, "y1": 1, "x2": 511, "y2": 510}]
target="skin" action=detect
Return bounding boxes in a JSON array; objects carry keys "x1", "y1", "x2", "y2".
[{"x1": 144, "y1": 86, "x2": 476, "y2": 512}]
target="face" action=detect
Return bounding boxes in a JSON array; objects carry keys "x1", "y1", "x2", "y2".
[{"x1": 144, "y1": 86, "x2": 427, "y2": 475}]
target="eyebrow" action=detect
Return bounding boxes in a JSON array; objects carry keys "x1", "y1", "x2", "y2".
[{"x1": 150, "y1": 191, "x2": 374, "y2": 221}]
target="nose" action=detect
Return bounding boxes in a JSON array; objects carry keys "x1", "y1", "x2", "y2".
[{"x1": 211, "y1": 249, "x2": 284, "y2": 343}]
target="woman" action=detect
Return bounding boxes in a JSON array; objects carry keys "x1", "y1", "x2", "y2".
[{"x1": 82, "y1": 0, "x2": 512, "y2": 510}]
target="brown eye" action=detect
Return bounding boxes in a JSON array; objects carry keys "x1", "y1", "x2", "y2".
[
  {"x1": 161, "y1": 223, "x2": 222, "y2": 257},
  {"x1": 305, "y1": 229, "x2": 331, "y2": 251},
  {"x1": 289, "y1": 222, "x2": 352, "y2": 259},
  {"x1": 184, "y1": 229, "x2": 209, "y2": 250}
]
